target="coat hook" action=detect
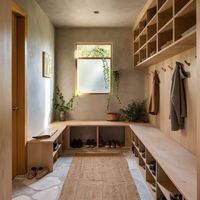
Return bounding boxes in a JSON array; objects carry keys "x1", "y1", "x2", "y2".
[
  {"x1": 184, "y1": 60, "x2": 190, "y2": 66},
  {"x1": 161, "y1": 67, "x2": 166, "y2": 72},
  {"x1": 168, "y1": 65, "x2": 173, "y2": 70}
]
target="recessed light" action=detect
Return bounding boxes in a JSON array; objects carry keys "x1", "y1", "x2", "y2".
[{"x1": 94, "y1": 11, "x2": 100, "y2": 14}]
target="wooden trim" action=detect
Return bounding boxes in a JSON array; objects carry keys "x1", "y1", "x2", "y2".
[{"x1": 12, "y1": 0, "x2": 28, "y2": 175}]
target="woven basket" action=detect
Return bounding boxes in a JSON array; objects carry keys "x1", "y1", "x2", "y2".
[{"x1": 106, "y1": 113, "x2": 120, "y2": 121}]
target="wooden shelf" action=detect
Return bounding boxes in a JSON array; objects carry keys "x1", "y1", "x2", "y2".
[{"x1": 133, "y1": 0, "x2": 196, "y2": 68}]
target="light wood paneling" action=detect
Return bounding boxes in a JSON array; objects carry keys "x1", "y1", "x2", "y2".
[
  {"x1": 196, "y1": 0, "x2": 200, "y2": 199},
  {"x1": 0, "y1": 0, "x2": 12, "y2": 199},
  {"x1": 145, "y1": 48, "x2": 197, "y2": 154}
]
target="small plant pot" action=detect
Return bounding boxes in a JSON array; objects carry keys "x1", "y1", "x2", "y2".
[
  {"x1": 59, "y1": 111, "x2": 66, "y2": 121},
  {"x1": 106, "y1": 113, "x2": 120, "y2": 121}
]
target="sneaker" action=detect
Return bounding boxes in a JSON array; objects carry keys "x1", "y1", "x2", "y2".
[
  {"x1": 170, "y1": 194, "x2": 182, "y2": 200},
  {"x1": 71, "y1": 139, "x2": 77, "y2": 148},
  {"x1": 27, "y1": 167, "x2": 37, "y2": 179},
  {"x1": 85, "y1": 139, "x2": 91, "y2": 148},
  {"x1": 53, "y1": 143, "x2": 59, "y2": 151},
  {"x1": 149, "y1": 161, "x2": 156, "y2": 175},
  {"x1": 160, "y1": 195, "x2": 167, "y2": 200},
  {"x1": 111, "y1": 140, "x2": 116, "y2": 148},
  {"x1": 105, "y1": 140, "x2": 111, "y2": 148},
  {"x1": 91, "y1": 139, "x2": 96, "y2": 148},
  {"x1": 77, "y1": 139, "x2": 83, "y2": 148},
  {"x1": 35, "y1": 167, "x2": 49, "y2": 179},
  {"x1": 115, "y1": 140, "x2": 120, "y2": 148}
]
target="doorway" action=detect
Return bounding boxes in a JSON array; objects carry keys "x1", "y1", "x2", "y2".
[{"x1": 12, "y1": 2, "x2": 27, "y2": 179}]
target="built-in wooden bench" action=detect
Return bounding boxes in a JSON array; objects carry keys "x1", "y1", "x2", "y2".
[
  {"x1": 130, "y1": 123, "x2": 197, "y2": 200},
  {"x1": 27, "y1": 121, "x2": 197, "y2": 200}
]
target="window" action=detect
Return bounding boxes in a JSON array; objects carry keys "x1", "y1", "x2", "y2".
[{"x1": 76, "y1": 44, "x2": 112, "y2": 95}]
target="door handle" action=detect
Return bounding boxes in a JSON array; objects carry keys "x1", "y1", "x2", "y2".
[{"x1": 12, "y1": 106, "x2": 19, "y2": 111}]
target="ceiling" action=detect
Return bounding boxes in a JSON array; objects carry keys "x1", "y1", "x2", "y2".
[{"x1": 36, "y1": 0, "x2": 147, "y2": 27}]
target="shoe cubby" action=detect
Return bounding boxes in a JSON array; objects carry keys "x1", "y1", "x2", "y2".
[
  {"x1": 158, "y1": 7, "x2": 173, "y2": 30},
  {"x1": 174, "y1": 0, "x2": 191, "y2": 14},
  {"x1": 158, "y1": 22, "x2": 173, "y2": 51},
  {"x1": 147, "y1": 36, "x2": 157, "y2": 57},
  {"x1": 70, "y1": 126, "x2": 97, "y2": 148},
  {"x1": 147, "y1": 5, "x2": 157, "y2": 23},
  {"x1": 134, "y1": 42, "x2": 139, "y2": 53},
  {"x1": 140, "y1": 47, "x2": 147, "y2": 62},
  {"x1": 146, "y1": 169, "x2": 157, "y2": 198},
  {"x1": 174, "y1": 0, "x2": 196, "y2": 41},
  {"x1": 140, "y1": 34, "x2": 147, "y2": 48},
  {"x1": 133, "y1": 0, "x2": 196, "y2": 68},
  {"x1": 147, "y1": 24, "x2": 157, "y2": 40},
  {"x1": 99, "y1": 126, "x2": 125, "y2": 148},
  {"x1": 157, "y1": 163, "x2": 182, "y2": 200}
]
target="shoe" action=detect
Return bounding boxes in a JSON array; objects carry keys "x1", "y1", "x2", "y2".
[
  {"x1": 27, "y1": 167, "x2": 37, "y2": 179},
  {"x1": 91, "y1": 139, "x2": 96, "y2": 148},
  {"x1": 35, "y1": 167, "x2": 49, "y2": 179},
  {"x1": 115, "y1": 140, "x2": 120, "y2": 148},
  {"x1": 77, "y1": 139, "x2": 83, "y2": 148},
  {"x1": 53, "y1": 143, "x2": 59, "y2": 151},
  {"x1": 160, "y1": 195, "x2": 167, "y2": 200},
  {"x1": 111, "y1": 140, "x2": 116, "y2": 148},
  {"x1": 105, "y1": 140, "x2": 111, "y2": 148},
  {"x1": 149, "y1": 161, "x2": 156, "y2": 175},
  {"x1": 170, "y1": 194, "x2": 182, "y2": 200},
  {"x1": 71, "y1": 139, "x2": 77, "y2": 148},
  {"x1": 85, "y1": 139, "x2": 91, "y2": 148},
  {"x1": 99, "y1": 136, "x2": 105, "y2": 147}
]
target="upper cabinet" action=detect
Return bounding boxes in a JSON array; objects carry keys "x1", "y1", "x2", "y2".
[{"x1": 133, "y1": 0, "x2": 196, "y2": 68}]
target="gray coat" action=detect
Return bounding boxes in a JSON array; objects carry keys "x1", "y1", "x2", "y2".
[{"x1": 169, "y1": 62, "x2": 188, "y2": 131}]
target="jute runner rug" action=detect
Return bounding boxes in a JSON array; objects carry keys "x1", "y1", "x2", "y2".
[{"x1": 59, "y1": 153, "x2": 140, "y2": 200}]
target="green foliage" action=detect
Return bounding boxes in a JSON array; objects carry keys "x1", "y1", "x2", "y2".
[
  {"x1": 53, "y1": 87, "x2": 77, "y2": 112},
  {"x1": 120, "y1": 100, "x2": 149, "y2": 122}
]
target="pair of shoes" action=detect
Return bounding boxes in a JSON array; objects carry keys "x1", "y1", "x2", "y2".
[
  {"x1": 105, "y1": 140, "x2": 121, "y2": 148},
  {"x1": 53, "y1": 143, "x2": 60, "y2": 151},
  {"x1": 71, "y1": 139, "x2": 83, "y2": 148},
  {"x1": 149, "y1": 160, "x2": 156, "y2": 175},
  {"x1": 170, "y1": 194, "x2": 182, "y2": 200},
  {"x1": 27, "y1": 167, "x2": 49, "y2": 180},
  {"x1": 85, "y1": 139, "x2": 96, "y2": 148}
]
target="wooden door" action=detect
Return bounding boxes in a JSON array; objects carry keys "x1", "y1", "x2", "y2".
[{"x1": 12, "y1": 8, "x2": 26, "y2": 178}]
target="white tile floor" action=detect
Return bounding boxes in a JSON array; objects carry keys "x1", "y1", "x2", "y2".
[{"x1": 12, "y1": 152, "x2": 153, "y2": 200}]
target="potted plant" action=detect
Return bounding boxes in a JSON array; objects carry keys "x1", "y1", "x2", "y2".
[
  {"x1": 120, "y1": 100, "x2": 149, "y2": 122},
  {"x1": 53, "y1": 86, "x2": 77, "y2": 121}
]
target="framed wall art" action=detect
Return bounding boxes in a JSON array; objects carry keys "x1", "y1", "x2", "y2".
[{"x1": 42, "y1": 51, "x2": 52, "y2": 78}]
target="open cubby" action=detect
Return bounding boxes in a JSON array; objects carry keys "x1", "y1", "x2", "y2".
[
  {"x1": 175, "y1": 10, "x2": 196, "y2": 41},
  {"x1": 147, "y1": 36, "x2": 157, "y2": 57},
  {"x1": 157, "y1": 164, "x2": 182, "y2": 200},
  {"x1": 140, "y1": 34, "x2": 147, "y2": 47},
  {"x1": 147, "y1": 24, "x2": 157, "y2": 40},
  {"x1": 99, "y1": 126, "x2": 125, "y2": 147},
  {"x1": 140, "y1": 47, "x2": 147, "y2": 62},
  {"x1": 133, "y1": 0, "x2": 196, "y2": 68},
  {"x1": 174, "y1": 0, "x2": 191, "y2": 14},
  {"x1": 158, "y1": 0, "x2": 167, "y2": 10},
  {"x1": 158, "y1": 7, "x2": 173, "y2": 30},
  {"x1": 134, "y1": 42, "x2": 139, "y2": 53},
  {"x1": 70, "y1": 126, "x2": 97, "y2": 147},
  {"x1": 158, "y1": 22, "x2": 173, "y2": 51},
  {"x1": 134, "y1": 53, "x2": 140, "y2": 66},
  {"x1": 147, "y1": 6, "x2": 157, "y2": 23}
]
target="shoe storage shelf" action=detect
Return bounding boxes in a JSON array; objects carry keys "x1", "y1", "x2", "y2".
[
  {"x1": 130, "y1": 124, "x2": 196, "y2": 200},
  {"x1": 27, "y1": 122, "x2": 67, "y2": 172},
  {"x1": 62, "y1": 121, "x2": 133, "y2": 151},
  {"x1": 133, "y1": 0, "x2": 196, "y2": 68}
]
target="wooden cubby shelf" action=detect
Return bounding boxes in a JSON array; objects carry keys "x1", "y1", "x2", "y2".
[
  {"x1": 130, "y1": 124, "x2": 196, "y2": 200},
  {"x1": 133, "y1": 0, "x2": 196, "y2": 68}
]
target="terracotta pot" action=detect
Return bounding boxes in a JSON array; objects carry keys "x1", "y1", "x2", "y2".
[
  {"x1": 59, "y1": 111, "x2": 66, "y2": 121},
  {"x1": 106, "y1": 113, "x2": 120, "y2": 121}
]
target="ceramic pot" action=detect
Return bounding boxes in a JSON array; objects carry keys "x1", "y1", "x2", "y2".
[{"x1": 59, "y1": 111, "x2": 65, "y2": 121}]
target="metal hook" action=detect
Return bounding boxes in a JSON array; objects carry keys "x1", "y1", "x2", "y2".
[
  {"x1": 168, "y1": 65, "x2": 173, "y2": 70},
  {"x1": 184, "y1": 60, "x2": 191, "y2": 66},
  {"x1": 161, "y1": 67, "x2": 166, "y2": 72}
]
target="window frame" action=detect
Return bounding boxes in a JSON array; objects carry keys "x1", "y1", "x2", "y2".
[{"x1": 75, "y1": 42, "x2": 113, "y2": 95}]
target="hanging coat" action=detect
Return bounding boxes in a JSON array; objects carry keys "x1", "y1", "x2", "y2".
[
  {"x1": 169, "y1": 62, "x2": 188, "y2": 131},
  {"x1": 149, "y1": 70, "x2": 160, "y2": 115}
]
